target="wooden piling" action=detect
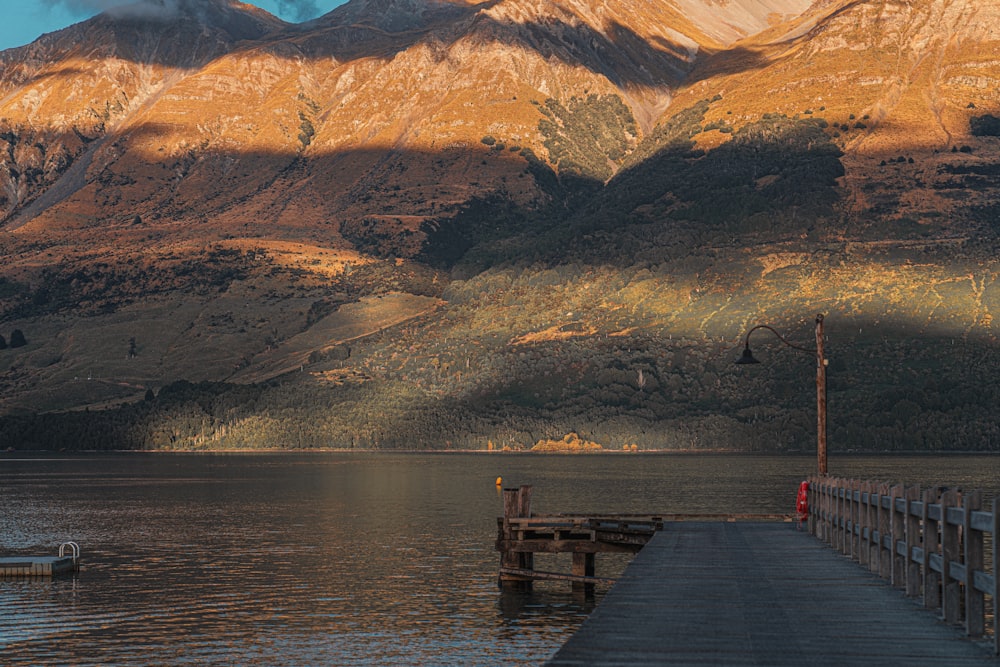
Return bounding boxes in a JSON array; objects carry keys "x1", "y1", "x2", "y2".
[
  {"x1": 499, "y1": 485, "x2": 534, "y2": 591},
  {"x1": 571, "y1": 552, "x2": 596, "y2": 594}
]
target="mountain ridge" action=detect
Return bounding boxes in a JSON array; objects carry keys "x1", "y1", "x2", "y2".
[{"x1": 0, "y1": 0, "x2": 999, "y2": 452}]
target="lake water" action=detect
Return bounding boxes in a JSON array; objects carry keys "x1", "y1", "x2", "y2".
[{"x1": 1, "y1": 452, "x2": 997, "y2": 666}]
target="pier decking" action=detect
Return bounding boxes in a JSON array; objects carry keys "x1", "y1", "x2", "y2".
[{"x1": 546, "y1": 522, "x2": 996, "y2": 666}]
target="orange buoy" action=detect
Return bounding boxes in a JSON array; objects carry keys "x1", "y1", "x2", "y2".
[{"x1": 495, "y1": 476, "x2": 503, "y2": 486}]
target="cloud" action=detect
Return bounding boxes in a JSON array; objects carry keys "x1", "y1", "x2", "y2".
[
  {"x1": 41, "y1": 1, "x2": 182, "y2": 20},
  {"x1": 42, "y1": 0, "x2": 139, "y2": 15},
  {"x1": 275, "y1": 0, "x2": 322, "y2": 22},
  {"x1": 42, "y1": 0, "x2": 325, "y2": 23}
]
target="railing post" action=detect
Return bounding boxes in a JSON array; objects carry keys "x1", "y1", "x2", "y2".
[
  {"x1": 941, "y1": 488, "x2": 961, "y2": 623},
  {"x1": 963, "y1": 491, "x2": 984, "y2": 637},
  {"x1": 859, "y1": 481, "x2": 871, "y2": 569},
  {"x1": 905, "y1": 485, "x2": 921, "y2": 597},
  {"x1": 821, "y1": 478, "x2": 832, "y2": 544},
  {"x1": 850, "y1": 479, "x2": 860, "y2": 561},
  {"x1": 993, "y1": 496, "x2": 999, "y2": 657},
  {"x1": 865, "y1": 481, "x2": 877, "y2": 574},
  {"x1": 923, "y1": 487, "x2": 942, "y2": 611},
  {"x1": 807, "y1": 476, "x2": 818, "y2": 538},
  {"x1": 851, "y1": 480, "x2": 865, "y2": 563},
  {"x1": 828, "y1": 479, "x2": 836, "y2": 547},
  {"x1": 858, "y1": 481, "x2": 872, "y2": 569},
  {"x1": 844, "y1": 479, "x2": 853, "y2": 559},
  {"x1": 877, "y1": 482, "x2": 891, "y2": 579},
  {"x1": 890, "y1": 484, "x2": 905, "y2": 588},
  {"x1": 824, "y1": 477, "x2": 833, "y2": 544},
  {"x1": 838, "y1": 479, "x2": 848, "y2": 554},
  {"x1": 807, "y1": 477, "x2": 817, "y2": 537},
  {"x1": 856, "y1": 481, "x2": 865, "y2": 565}
]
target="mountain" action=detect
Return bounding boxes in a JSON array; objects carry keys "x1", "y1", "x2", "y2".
[{"x1": 0, "y1": 0, "x2": 998, "y2": 452}]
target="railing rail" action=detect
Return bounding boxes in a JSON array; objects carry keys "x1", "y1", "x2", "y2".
[{"x1": 808, "y1": 476, "x2": 999, "y2": 655}]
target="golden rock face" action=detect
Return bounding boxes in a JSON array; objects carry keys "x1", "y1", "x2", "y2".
[
  {"x1": 0, "y1": 0, "x2": 832, "y2": 236},
  {"x1": 0, "y1": 0, "x2": 994, "y2": 243}
]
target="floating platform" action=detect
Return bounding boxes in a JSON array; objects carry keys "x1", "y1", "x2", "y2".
[{"x1": 0, "y1": 542, "x2": 80, "y2": 577}]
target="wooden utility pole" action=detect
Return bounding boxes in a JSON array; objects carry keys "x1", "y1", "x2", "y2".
[{"x1": 815, "y1": 314, "x2": 827, "y2": 476}]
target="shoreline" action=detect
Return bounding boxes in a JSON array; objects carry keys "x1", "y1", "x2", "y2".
[{"x1": 2, "y1": 447, "x2": 998, "y2": 456}]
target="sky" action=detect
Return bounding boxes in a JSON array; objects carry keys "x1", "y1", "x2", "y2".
[{"x1": 0, "y1": 1, "x2": 349, "y2": 52}]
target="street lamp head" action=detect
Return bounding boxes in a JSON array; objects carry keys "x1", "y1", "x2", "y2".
[{"x1": 735, "y1": 345, "x2": 760, "y2": 365}]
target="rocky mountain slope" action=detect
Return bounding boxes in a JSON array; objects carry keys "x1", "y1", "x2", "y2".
[{"x1": 0, "y1": 0, "x2": 998, "y2": 452}]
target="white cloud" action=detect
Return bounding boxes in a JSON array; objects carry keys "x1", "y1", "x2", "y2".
[
  {"x1": 275, "y1": 0, "x2": 321, "y2": 22},
  {"x1": 42, "y1": 1, "x2": 326, "y2": 22},
  {"x1": 42, "y1": 0, "x2": 136, "y2": 15}
]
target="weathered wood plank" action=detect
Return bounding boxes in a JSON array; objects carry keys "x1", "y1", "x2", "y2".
[
  {"x1": 499, "y1": 539, "x2": 639, "y2": 554},
  {"x1": 499, "y1": 566, "x2": 614, "y2": 586},
  {"x1": 547, "y1": 523, "x2": 996, "y2": 666}
]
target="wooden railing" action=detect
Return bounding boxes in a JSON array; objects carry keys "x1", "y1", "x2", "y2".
[{"x1": 807, "y1": 476, "x2": 999, "y2": 655}]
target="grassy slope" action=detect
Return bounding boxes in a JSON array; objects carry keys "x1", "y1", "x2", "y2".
[{"x1": 3, "y1": 98, "x2": 999, "y2": 452}]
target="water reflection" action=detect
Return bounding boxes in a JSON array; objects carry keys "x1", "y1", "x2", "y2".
[{"x1": 497, "y1": 589, "x2": 598, "y2": 624}]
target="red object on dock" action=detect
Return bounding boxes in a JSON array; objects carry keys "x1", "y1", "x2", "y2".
[{"x1": 796, "y1": 481, "x2": 809, "y2": 522}]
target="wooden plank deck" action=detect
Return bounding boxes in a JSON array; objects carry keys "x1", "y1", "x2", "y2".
[{"x1": 547, "y1": 522, "x2": 996, "y2": 666}]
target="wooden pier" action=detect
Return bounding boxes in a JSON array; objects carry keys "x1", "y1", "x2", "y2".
[
  {"x1": 500, "y1": 479, "x2": 999, "y2": 665},
  {"x1": 547, "y1": 521, "x2": 996, "y2": 666},
  {"x1": 0, "y1": 542, "x2": 80, "y2": 577}
]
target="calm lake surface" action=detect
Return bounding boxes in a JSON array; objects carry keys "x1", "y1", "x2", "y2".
[{"x1": 2, "y1": 452, "x2": 998, "y2": 666}]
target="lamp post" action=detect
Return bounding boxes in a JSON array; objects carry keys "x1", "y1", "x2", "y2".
[{"x1": 736, "y1": 314, "x2": 827, "y2": 476}]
